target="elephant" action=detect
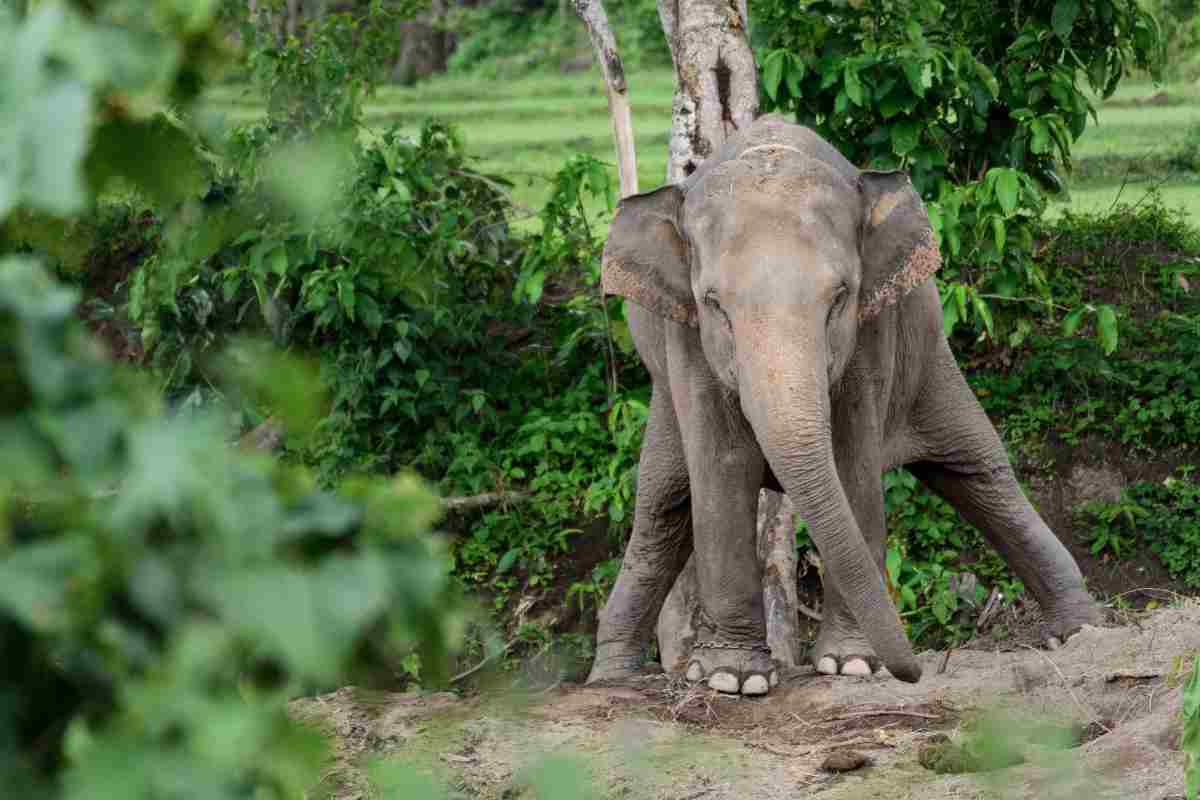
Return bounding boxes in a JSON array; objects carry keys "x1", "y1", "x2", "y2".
[{"x1": 585, "y1": 115, "x2": 1101, "y2": 696}]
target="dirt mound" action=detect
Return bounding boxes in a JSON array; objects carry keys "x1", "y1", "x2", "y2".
[{"x1": 292, "y1": 604, "x2": 1200, "y2": 799}]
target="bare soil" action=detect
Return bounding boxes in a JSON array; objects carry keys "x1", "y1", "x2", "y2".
[{"x1": 291, "y1": 604, "x2": 1200, "y2": 800}]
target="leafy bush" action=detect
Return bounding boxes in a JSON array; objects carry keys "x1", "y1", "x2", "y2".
[
  {"x1": 1083, "y1": 470, "x2": 1200, "y2": 586},
  {"x1": 753, "y1": 0, "x2": 1162, "y2": 349},
  {"x1": 0, "y1": 259, "x2": 461, "y2": 798}
]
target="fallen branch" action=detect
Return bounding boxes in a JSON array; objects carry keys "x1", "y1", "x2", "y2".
[
  {"x1": 572, "y1": 0, "x2": 638, "y2": 198},
  {"x1": 450, "y1": 638, "x2": 518, "y2": 685},
  {"x1": 821, "y1": 709, "x2": 941, "y2": 723},
  {"x1": 441, "y1": 491, "x2": 531, "y2": 513}
]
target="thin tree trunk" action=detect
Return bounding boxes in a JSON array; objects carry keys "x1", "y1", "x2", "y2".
[
  {"x1": 573, "y1": 0, "x2": 639, "y2": 198},
  {"x1": 286, "y1": 0, "x2": 301, "y2": 39},
  {"x1": 650, "y1": 0, "x2": 806, "y2": 676}
]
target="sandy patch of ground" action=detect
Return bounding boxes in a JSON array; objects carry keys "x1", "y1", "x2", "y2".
[{"x1": 291, "y1": 604, "x2": 1200, "y2": 799}]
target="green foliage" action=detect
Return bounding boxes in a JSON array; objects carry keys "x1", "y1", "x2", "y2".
[
  {"x1": 881, "y1": 469, "x2": 1021, "y2": 645},
  {"x1": 967, "y1": 196, "x2": 1200, "y2": 454},
  {"x1": 1082, "y1": 469, "x2": 1200, "y2": 586},
  {"x1": 237, "y1": 1, "x2": 415, "y2": 136},
  {"x1": 1143, "y1": 0, "x2": 1200, "y2": 80},
  {"x1": 0, "y1": 259, "x2": 461, "y2": 798},
  {"x1": 1185, "y1": 653, "x2": 1200, "y2": 800},
  {"x1": 0, "y1": 1, "x2": 227, "y2": 217},
  {"x1": 1080, "y1": 494, "x2": 1145, "y2": 559},
  {"x1": 446, "y1": 0, "x2": 669, "y2": 77},
  {"x1": 754, "y1": 0, "x2": 1163, "y2": 350}
]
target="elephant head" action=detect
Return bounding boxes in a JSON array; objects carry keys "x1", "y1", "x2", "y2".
[{"x1": 601, "y1": 120, "x2": 939, "y2": 683}]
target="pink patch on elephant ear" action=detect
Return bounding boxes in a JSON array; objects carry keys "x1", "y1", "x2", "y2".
[
  {"x1": 858, "y1": 230, "x2": 942, "y2": 322},
  {"x1": 601, "y1": 254, "x2": 698, "y2": 327}
]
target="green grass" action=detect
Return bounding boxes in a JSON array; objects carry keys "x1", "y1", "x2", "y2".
[
  {"x1": 201, "y1": 67, "x2": 676, "y2": 227},
  {"x1": 1048, "y1": 80, "x2": 1200, "y2": 218},
  {"x1": 200, "y1": 72, "x2": 1200, "y2": 228}
]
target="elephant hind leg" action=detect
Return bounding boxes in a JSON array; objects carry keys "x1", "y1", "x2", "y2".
[
  {"x1": 588, "y1": 383, "x2": 693, "y2": 684},
  {"x1": 907, "y1": 351, "x2": 1102, "y2": 642}
]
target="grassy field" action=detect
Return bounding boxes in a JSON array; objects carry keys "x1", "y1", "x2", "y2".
[{"x1": 201, "y1": 68, "x2": 1200, "y2": 226}]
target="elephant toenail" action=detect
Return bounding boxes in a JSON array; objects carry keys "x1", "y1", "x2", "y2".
[
  {"x1": 816, "y1": 656, "x2": 838, "y2": 675},
  {"x1": 769, "y1": 669, "x2": 780, "y2": 688},
  {"x1": 686, "y1": 661, "x2": 705, "y2": 682},
  {"x1": 841, "y1": 658, "x2": 873, "y2": 677},
  {"x1": 708, "y1": 670, "x2": 740, "y2": 694},
  {"x1": 1046, "y1": 636, "x2": 1062, "y2": 650},
  {"x1": 741, "y1": 674, "x2": 769, "y2": 695}
]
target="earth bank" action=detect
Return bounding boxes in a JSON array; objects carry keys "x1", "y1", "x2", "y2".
[{"x1": 292, "y1": 604, "x2": 1199, "y2": 799}]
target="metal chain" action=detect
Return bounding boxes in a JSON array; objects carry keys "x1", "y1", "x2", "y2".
[{"x1": 692, "y1": 641, "x2": 771, "y2": 654}]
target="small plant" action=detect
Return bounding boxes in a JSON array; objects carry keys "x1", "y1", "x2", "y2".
[
  {"x1": 1081, "y1": 493, "x2": 1147, "y2": 559},
  {"x1": 566, "y1": 558, "x2": 622, "y2": 620},
  {"x1": 1082, "y1": 469, "x2": 1200, "y2": 587}
]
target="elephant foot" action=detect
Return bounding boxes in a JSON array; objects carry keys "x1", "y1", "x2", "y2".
[
  {"x1": 587, "y1": 643, "x2": 660, "y2": 685},
  {"x1": 684, "y1": 641, "x2": 778, "y2": 696},
  {"x1": 1041, "y1": 592, "x2": 1104, "y2": 650},
  {"x1": 812, "y1": 624, "x2": 882, "y2": 678}
]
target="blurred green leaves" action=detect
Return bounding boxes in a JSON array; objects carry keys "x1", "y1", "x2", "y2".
[
  {"x1": 1, "y1": 254, "x2": 463, "y2": 799},
  {"x1": 0, "y1": 6, "x2": 92, "y2": 217}
]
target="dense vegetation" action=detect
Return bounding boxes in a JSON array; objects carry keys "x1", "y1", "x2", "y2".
[{"x1": 6, "y1": 0, "x2": 1200, "y2": 795}]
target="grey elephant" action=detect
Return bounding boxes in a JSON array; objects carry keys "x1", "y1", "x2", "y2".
[{"x1": 586, "y1": 115, "x2": 1100, "y2": 696}]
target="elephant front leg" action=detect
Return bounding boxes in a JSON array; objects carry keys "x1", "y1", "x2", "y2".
[
  {"x1": 674, "y1": 391, "x2": 776, "y2": 694},
  {"x1": 589, "y1": 384, "x2": 693, "y2": 684}
]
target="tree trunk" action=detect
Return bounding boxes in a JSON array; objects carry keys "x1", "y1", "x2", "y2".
[
  {"x1": 650, "y1": 0, "x2": 805, "y2": 675},
  {"x1": 655, "y1": 0, "x2": 757, "y2": 182},
  {"x1": 573, "y1": 0, "x2": 639, "y2": 198}
]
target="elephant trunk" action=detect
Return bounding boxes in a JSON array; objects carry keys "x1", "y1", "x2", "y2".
[{"x1": 736, "y1": 316, "x2": 921, "y2": 683}]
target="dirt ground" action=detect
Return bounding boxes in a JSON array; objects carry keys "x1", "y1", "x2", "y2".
[{"x1": 291, "y1": 604, "x2": 1200, "y2": 800}]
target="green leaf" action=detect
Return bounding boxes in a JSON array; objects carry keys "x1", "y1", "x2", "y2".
[
  {"x1": 1061, "y1": 305, "x2": 1088, "y2": 336},
  {"x1": 994, "y1": 169, "x2": 1020, "y2": 216},
  {"x1": 992, "y1": 216, "x2": 1006, "y2": 251},
  {"x1": 844, "y1": 65, "x2": 865, "y2": 106},
  {"x1": 942, "y1": 294, "x2": 960, "y2": 336},
  {"x1": 86, "y1": 114, "x2": 206, "y2": 207},
  {"x1": 1052, "y1": 0, "x2": 1081, "y2": 40},
  {"x1": 1030, "y1": 119, "x2": 1052, "y2": 154},
  {"x1": 1096, "y1": 305, "x2": 1119, "y2": 354},
  {"x1": 902, "y1": 60, "x2": 928, "y2": 98},
  {"x1": 891, "y1": 120, "x2": 921, "y2": 156},
  {"x1": 496, "y1": 548, "x2": 520, "y2": 575},
  {"x1": 971, "y1": 293, "x2": 995, "y2": 337},
  {"x1": 0, "y1": 539, "x2": 88, "y2": 632},
  {"x1": 762, "y1": 50, "x2": 786, "y2": 102},
  {"x1": 973, "y1": 62, "x2": 1000, "y2": 99}
]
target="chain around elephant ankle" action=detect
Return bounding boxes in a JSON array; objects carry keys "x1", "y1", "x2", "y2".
[{"x1": 693, "y1": 640, "x2": 771, "y2": 654}]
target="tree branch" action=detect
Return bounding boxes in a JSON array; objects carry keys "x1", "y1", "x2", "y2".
[{"x1": 572, "y1": 0, "x2": 639, "y2": 197}]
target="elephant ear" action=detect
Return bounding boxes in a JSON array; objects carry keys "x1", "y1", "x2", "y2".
[
  {"x1": 601, "y1": 185, "x2": 697, "y2": 327},
  {"x1": 857, "y1": 170, "x2": 942, "y2": 322}
]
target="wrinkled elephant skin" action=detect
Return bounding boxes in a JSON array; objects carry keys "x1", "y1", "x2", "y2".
[{"x1": 586, "y1": 116, "x2": 1100, "y2": 696}]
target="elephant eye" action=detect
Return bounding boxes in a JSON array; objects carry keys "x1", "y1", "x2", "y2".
[{"x1": 703, "y1": 289, "x2": 721, "y2": 309}]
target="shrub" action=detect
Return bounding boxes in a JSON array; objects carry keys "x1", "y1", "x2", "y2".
[
  {"x1": 0, "y1": 259, "x2": 461, "y2": 797},
  {"x1": 752, "y1": 0, "x2": 1162, "y2": 349}
]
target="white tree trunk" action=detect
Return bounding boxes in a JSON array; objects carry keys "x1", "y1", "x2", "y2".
[
  {"x1": 573, "y1": 0, "x2": 639, "y2": 198},
  {"x1": 650, "y1": 0, "x2": 805, "y2": 675}
]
